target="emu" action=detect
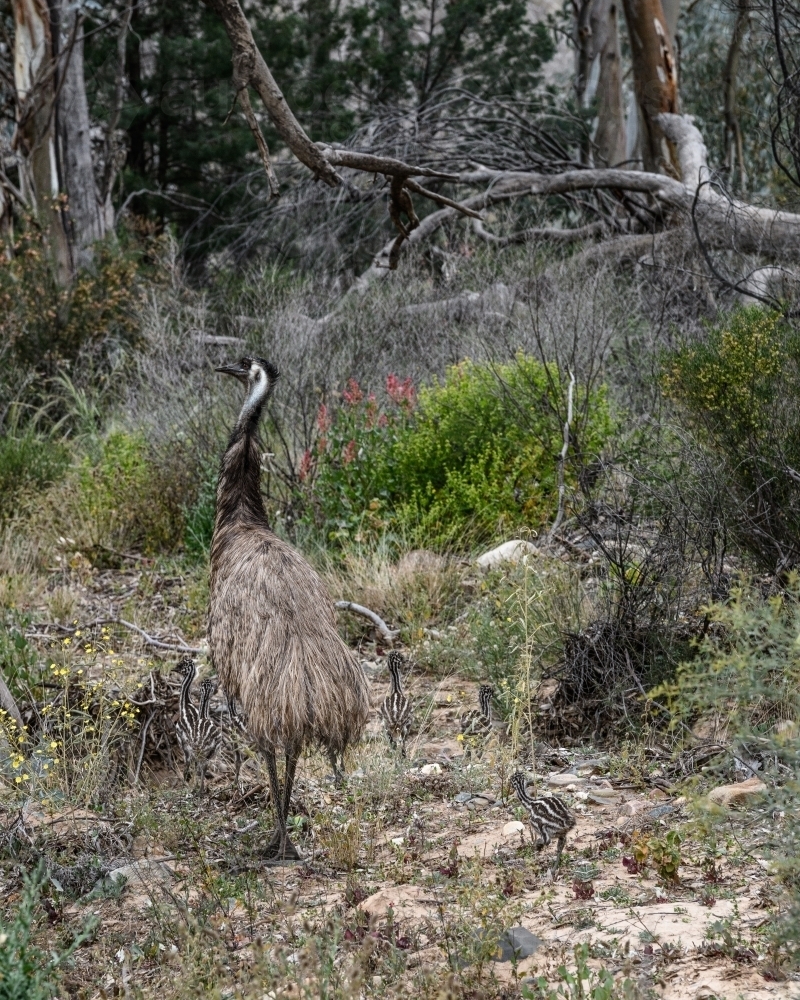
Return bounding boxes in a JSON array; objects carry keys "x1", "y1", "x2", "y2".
[
  {"x1": 380, "y1": 651, "x2": 414, "y2": 756},
  {"x1": 175, "y1": 660, "x2": 221, "y2": 795},
  {"x1": 509, "y1": 771, "x2": 575, "y2": 871},
  {"x1": 209, "y1": 357, "x2": 370, "y2": 860}
]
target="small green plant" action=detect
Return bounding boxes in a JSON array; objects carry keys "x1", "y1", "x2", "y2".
[
  {"x1": 648, "y1": 830, "x2": 682, "y2": 884},
  {"x1": 523, "y1": 943, "x2": 637, "y2": 999},
  {"x1": 0, "y1": 421, "x2": 69, "y2": 523},
  {"x1": 0, "y1": 862, "x2": 97, "y2": 999}
]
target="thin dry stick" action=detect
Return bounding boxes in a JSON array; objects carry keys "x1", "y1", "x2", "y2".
[
  {"x1": 237, "y1": 86, "x2": 280, "y2": 197},
  {"x1": 28, "y1": 619, "x2": 203, "y2": 654},
  {"x1": 549, "y1": 370, "x2": 576, "y2": 540},
  {"x1": 334, "y1": 602, "x2": 400, "y2": 642}
]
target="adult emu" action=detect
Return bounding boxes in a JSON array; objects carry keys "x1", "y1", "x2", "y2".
[{"x1": 209, "y1": 357, "x2": 370, "y2": 859}]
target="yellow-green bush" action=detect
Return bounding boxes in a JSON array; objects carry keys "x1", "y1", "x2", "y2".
[
  {"x1": 36, "y1": 431, "x2": 186, "y2": 559},
  {"x1": 664, "y1": 307, "x2": 800, "y2": 571},
  {"x1": 306, "y1": 356, "x2": 613, "y2": 549}
]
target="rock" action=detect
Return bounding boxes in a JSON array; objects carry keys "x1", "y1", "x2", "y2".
[
  {"x1": 453, "y1": 792, "x2": 473, "y2": 804},
  {"x1": 107, "y1": 859, "x2": 174, "y2": 886},
  {"x1": 546, "y1": 773, "x2": 586, "y2": 788},
  {"x1": 495, "y1": 926, "x2": 540, "y2": 962},
  {"x1": 360, "y1": 885, "x2": 438, "y2": 924},
  {"x1": 397, "y1": 549, "x2": 449, "y2": 576},
  {"x1": 586, "y1": 789, "x2": 621, "y2": 806},
  {"x1": 420, "y1": 763, "x2": 441, "y2": 776},
  {"x1": 707, "y1": 777, "x2": 767, "y2": 807},
  {"x1": 466, "y1": 796, "x2": 493, "y2": 811},
  {"x1": 502, "y1": 821, "x2": 525, "y2": 838},
  {"x1": 619, "y1": 799, "x2": 648, "y2": 817},
  {"x1": 574, "y1": 758, "x2": 609, "y2": 775},
  {"x1": 475, "y1": 540, "x2": 538, "y2": 570}
]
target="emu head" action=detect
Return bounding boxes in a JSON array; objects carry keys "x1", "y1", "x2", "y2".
[{"x1": 216, "y1": 356, "x2": 280, "y2": 426}]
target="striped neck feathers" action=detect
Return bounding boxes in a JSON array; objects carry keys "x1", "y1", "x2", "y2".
[
  {"x1": 388, "y1": 656, "x2": 403, "y2": 693},
  {"x1": 179, "y1": 661, "x2": 196, "y2": 713},
  {"x1": 198, "y1": 681, "x2": 215, "y2": 719},
  {"x1": 478, "y1": 686, "x2": 493, "y2": 720}
]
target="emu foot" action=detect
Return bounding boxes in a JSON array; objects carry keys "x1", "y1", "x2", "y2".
[{"x1": 264, "y1": 828, "x2": 302, "y2": 862}]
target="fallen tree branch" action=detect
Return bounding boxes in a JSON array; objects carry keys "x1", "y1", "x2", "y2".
[
  {"x1": 28, "y1": 619, "x2": 203, "y2": 654},
  {"x1": 472, "y1": 218, "x2": 604, "y2": 246},
  {"x1": 334, "y1": 602, "x2": 400, "y2": 642}
]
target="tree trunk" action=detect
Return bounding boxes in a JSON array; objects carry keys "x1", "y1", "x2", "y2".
[
  {"x1": 54, "y1": 1, "x2": 106, "y2": 267},
  {"x1": 12, "y1": 0, "x2": 71, "y2": 283},
  {"x1": 575, "y1": 0, "x2": 625, "y2": 165},
  {"x1": 588, "y1": 0, "x2": 626, "y2": 166},
  {"x1": 620, "y1": 0, "x2": 679, "y2": 174},
  {"x1": 723, "y1": 0, "x2": 750, "y2": 192}
]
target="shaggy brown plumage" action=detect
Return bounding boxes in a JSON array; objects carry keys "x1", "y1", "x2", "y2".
[{"x1": 208, "y1": 357, "x2": 370, "y2": 859}]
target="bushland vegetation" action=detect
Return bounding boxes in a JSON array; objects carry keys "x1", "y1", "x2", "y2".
[{"x1": 3, "y1": 0, "x2": 800, "y2": 995}]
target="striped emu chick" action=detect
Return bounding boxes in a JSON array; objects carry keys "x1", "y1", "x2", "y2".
[
  {"x1": 460, "y1": 684, "x2": 494, "y2": 738},
  {"x1": 175, "y1": 659, "x2": 221, "y2": 794},
  {"x1": 510, "y1": 771, "x2": 575, "y2": 870},
  {"x1": 380, "y1": 651, "x2": 414, "y2": 756},
  {"x1": 175, "y1": 657, "x2": 199, "y2": 781}
]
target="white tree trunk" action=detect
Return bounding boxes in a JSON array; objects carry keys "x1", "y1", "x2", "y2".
[
  {"x1": 55, "y1": 1, "x2": 106, "y2": 266},
  {"x1": 12, "y1": 0, "x2": 71, "y2": 282}
]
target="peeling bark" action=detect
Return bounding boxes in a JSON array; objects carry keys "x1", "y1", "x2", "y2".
[
  {"x1": 12, "y1": 0, "x2": 70, "y2": 282},
  {"x1": 620, "y1": 0, "x2": 680, "y2": 174},
  {"x1": 55, "y1": 1, "x2": 106, "y2": 266}
]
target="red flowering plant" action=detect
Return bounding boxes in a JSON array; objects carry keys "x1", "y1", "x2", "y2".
[{"x1": 306, "y1": 375, "x2": 416, "y2": 543}]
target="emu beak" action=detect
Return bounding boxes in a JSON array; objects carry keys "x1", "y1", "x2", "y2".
[{"x1": 215, "y1": 360, "x2": 250, "y2": 381}]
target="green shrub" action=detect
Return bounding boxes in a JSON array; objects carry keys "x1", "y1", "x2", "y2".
[
  {"x1": 0, "y1": 862, "x2": 96, "y2": 999},
  {"x1": 0, "y1": 430, "x2": 69, "y2": 522},
  {"x1": 37, "y1": 431, "x2": 187, "y2": 559},
  {"x1": 664, "y1": 307, "x2": 800, "y2": 572},
  {"x1": 0, "y1": 222, "x2": 144, "y2": 370},
  {"x1": 306, "y1": 356, "x2": 613, "y2": 548},
  {"x1": 655, "y1": 579, "x2": 800, "y2": 965},
  {"x1": 183, "y1": 463, "x2": 218, "y2": 561}
]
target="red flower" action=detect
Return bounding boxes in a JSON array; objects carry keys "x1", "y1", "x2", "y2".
[
  {"x1": 317, "y1": 403, "x2": 331, "y2": 433},
  {"x1": 342, "y1": 378, "x2": 363, "y2": 405},
  {"x1": 342, "y1": 439, "x2": 358, "y2": 465},
  {"x1": 386, "y1": 373, "x2": 415, "y2": 409},
  {"x1": 298, "y1": 449, "x2": 314, "y2": 483}
]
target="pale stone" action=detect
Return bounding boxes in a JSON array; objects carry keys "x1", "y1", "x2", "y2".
[
  {"x1": 502, "y1": 820, "x2": 525, "y2": 837},
  {"x1": 420, "y1": 763, "x2": 442, "y2": 775},
  {"x1": 475, "y1": 540, "x2": 539, "y2": 570},
  {"x1": 707, "y1": 777, "x2": 767, "y2": 807},
  {"x1": 546, "y1": 772, "x2": 586, "y2": 787}
]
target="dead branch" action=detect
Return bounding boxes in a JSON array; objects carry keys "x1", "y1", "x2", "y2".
[
  {"x1": 237, "y1": 86, "x2": 279, "y2": 197},
  {"x1": 28, "y1": 619, "x2": 203, "y2": 654},
  {"x1": 0, "y1": 672, "x2": 24, "y2": 731},
  {"x1": 472, "y1": 218, "x2": 604, "y2": 246},
  {"x1": 550, "y1": 370, "x2": 577, "y2": 540},
  {"x1": 334, "y1": 602, "x2": 400, "y2": 642}
]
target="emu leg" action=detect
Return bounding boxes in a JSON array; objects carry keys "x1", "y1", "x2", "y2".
[
  {"x1": 553, "y1": 834, "x2": 566, "y2": 872},
  {"x1": 326, "y1": 746, "x2": 345, "y2": 785},
  {"x1": 262, "y1": 745, "x2": 300, "y2": 860}
]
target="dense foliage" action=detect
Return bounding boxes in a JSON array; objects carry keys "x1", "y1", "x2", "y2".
[
  {"x1": 306, "y1": 356, "x2": 612, "y2": 548},
  {"x1": 664, "y1": 307, "x2": 800, "y2": 572}
]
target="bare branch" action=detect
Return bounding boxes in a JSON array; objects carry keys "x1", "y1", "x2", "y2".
[
  {"x1": 28, "y1": 619, "x2": 203, "y2": 654},
  {"x1": 334, "y1": 602, "x2": 400, "y2": 642},
  {"x1": 237, "y1": 86, "x2": 279, "y2": 197}
]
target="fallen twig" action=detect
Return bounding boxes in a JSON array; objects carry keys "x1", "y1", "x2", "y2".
[
  {"x1": 334, "y1": 602, "x2": 400, "y2": 642},
  {"x1": 28, "y1": 619, "x2": 203, "y2": 654}
]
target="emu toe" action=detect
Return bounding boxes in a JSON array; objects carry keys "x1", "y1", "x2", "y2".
[{"x1": 264, "y1": 828, "x2": 302, "y2": 862}]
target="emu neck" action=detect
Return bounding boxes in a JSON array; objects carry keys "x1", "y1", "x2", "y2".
[
  {"x1": 389, "y1": 668, "x2": 402, "y2": 694},
  {"x1": 215, "y1": 429, "x2": 268, "y2": 529},
  {"x1": 215, "y1": 386, "x2": 269, "y2": 528}
]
